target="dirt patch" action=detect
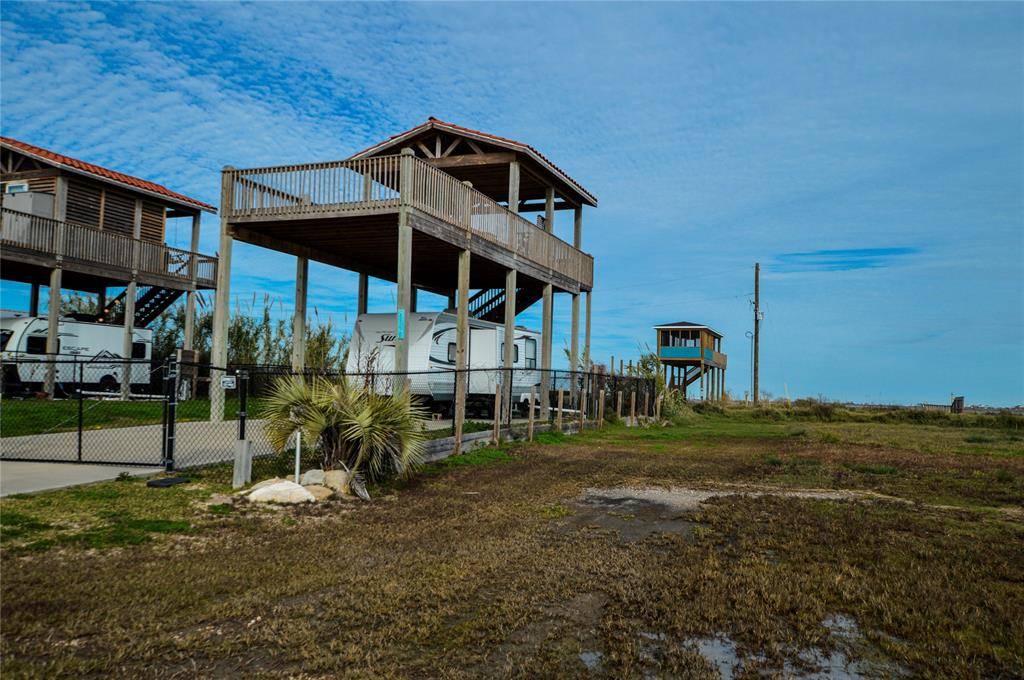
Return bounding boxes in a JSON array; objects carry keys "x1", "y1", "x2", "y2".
[
  {"x1": 565, "y1": 491, "x2": 701, "y2": 543},
  {"x1": 583, "y1": 485, "x2": 889, "y2": 511}
]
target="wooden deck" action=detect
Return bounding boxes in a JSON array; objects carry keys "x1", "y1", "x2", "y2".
[
  {"x1": 221, "y1": 155, "x2": 594, "y2": 293},
  {"x1": 1, "y1": 208, "x2": 217, "y2": 291}
]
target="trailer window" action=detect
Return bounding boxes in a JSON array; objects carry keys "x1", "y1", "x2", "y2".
[
  {"x1": 0, "y1": 330, "x2": 11, "y2": 350},
  {"x1": 500, "y1": 343, "x2": 519, "y2": 363},
  {"x1": 25, "y1": 335, "x2": 53, "y2": 355},
  {"x1": 131, "y1": 342, "x2": 147, "y2": 359},
  {"x1": 447, "y1": 342, "x2": 456, "y2": 363},
  {"x1": 524, "y1": 338, "x2": 537, "y2": 369}
]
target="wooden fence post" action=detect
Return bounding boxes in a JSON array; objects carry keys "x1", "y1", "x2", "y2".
[
  {"x1": 578, "y1": 389, "x2": 585, "y2": 432},
  {"x1": 643, "y1": 392, "x2": 650, "y2": 424},
  {"x1": 492, "y1": 384, "x2": 502, "y2": 445},
  {"x1": 630, "y1": 391, "x2": 637, "y2": 427},
  {"x1": 528, "y1": 388, "x2": 535, "y2": 441},
  {"x1": 556, "y1": 389, "x2": 564, "y2": 432},
  {"x1": 616, "y1": 391, "x2": 623, "y2": 420},
  {"x1": 598, "y1": 389, "x2": 606, "y2": 427}
]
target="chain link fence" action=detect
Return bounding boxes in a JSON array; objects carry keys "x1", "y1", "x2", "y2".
[{"x1": 2, "y1": 356, "x2": 657, "y2": 479}]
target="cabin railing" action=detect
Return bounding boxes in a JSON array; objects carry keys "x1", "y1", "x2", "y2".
[
  {"x1": 1, "y1": 208, "x2": 217, "y2": 288},
  {"x1": 222, "y1": 155, "x2": 594, "y2": 288}
]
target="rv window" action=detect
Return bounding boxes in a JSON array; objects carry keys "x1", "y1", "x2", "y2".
[
  {"x1": 0, "y1": 330, "x2": 11, "y2": 350},
  {"x1": 447, "y1": 342, "x2": 456, "y2": 363},
  {"x1": 524, "y1": 338, "x2": 537, "y2": 369},
  {"x1": 131, "y1": 342, "x2": 147, "y2": 359},
  {"x1": 25, "y1": 335, "x2": 52, "y2": 355},
  {"x1": 499, "y1": 343, "x2": 520, "y2": 363}
]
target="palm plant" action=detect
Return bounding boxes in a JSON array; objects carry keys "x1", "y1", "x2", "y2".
[{"x1": 261, "y1": 375, "x2": 427, "y2": 497}]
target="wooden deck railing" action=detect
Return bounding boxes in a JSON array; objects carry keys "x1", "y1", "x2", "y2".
[
  {"x1": 223, "y1": 155, "x2": 594, "y2": 288},
  {"x1": 1, "y1": 208, "x2": 217, "y2": 288}
]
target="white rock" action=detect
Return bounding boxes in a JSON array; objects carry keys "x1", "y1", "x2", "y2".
[
  {"x1": 303, "y1": 484, "x2": 334, "y2": 502},
  {"x1": 300, "y1": 469, "x2": 325, "y2": 486},
  {"x1": 238, "y1": 477, "x2": 285, "y2": 496},
  {"x1": 323, "y1": 469, "x2": 351, "y2": 494},
  {"x1": 246, "y1": 480, "x2": 316, "y2": 504}
]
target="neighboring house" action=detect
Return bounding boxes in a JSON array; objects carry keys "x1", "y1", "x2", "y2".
[{"x1": 0, "y1": 137, "x2": 218, "y2": 395}]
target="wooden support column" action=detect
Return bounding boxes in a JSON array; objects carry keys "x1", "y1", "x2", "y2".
[
  {"x1": 411, "y1": 287, "x2": 418, "y2": 313},
  {"x1": 446, "y1": 290, "x2": 456, "y2": 311},
  {"x1": 394, "y1": 149, "x2": 415, "y2": 387},
  {"x1": 210, "y1": 167, "x2": 235, "y2": 423},
  {"x1": 43, "y1": 267, "x2": 62, "y2": 397},
  {"x1": 503, "y1": 268, "x2": 517, "y2": 420},
  {"x1": 358, "y1": 273, "x2": 369, "y2": 315},
  {"x1": 453, "y1": 248, "x2": 470, "y2": 456},
  {"x1": 43, "y1": 175, "x2": 67, "y2": 397},
  {"x1": 539, "y1": 185, "x2": 555, "y2": 417},
  {"x1": 574, "y1": 206, "x2": 583, "y2": 249},
  {"x1": 291, "y1": 256, "x2": 308, "y2": 371},
  {"x1": 540, "y1": 283, "x2": 553, "y2": 418},
  {"x1": 583, "y1": 290, "x2": 591, "y2": 371},
  {"x1": 570, "y1": 293, "x2": 580, "y2": 405},
  {"x1": 544, "y1": 187, "x2": 555, "y2": 233},
  {"x1": 121, "y1": 198, "x2": 143, "y2": 400},
  {"x1": 97, "y1": 288, "x2": 106, "y2": 316},
  {"x1": 508, "y1": 160, "x2": 520, "y2": 214},
  {"x1": 183, "y1": 212, "x2": 201, "y2": 351}
]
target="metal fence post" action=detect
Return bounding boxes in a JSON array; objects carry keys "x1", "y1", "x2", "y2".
[
  {"x1": 76, "y1": 358, "x2": 83, "y2": 462},
  {"x1": 163, "y1": 357, "x2": 178, "y2": 471},
  {"x1": 237, "y1": 369, "x2": 248, "y2": 441},
  {"x1": 161, "y1": 359, "x2": 169, "y2": 464}
]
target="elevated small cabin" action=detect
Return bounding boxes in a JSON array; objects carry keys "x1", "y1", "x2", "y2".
[
  {"x1": 655, "y1": 321, "x2": 727, "y2": 401},
  {"x1": 0, "y1": 137, "x2": 218, "y2": 395}
]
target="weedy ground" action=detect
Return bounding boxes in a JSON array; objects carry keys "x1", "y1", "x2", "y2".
[{"x1": 1, "y1": 409, "x2": 1022, "y2": 678}]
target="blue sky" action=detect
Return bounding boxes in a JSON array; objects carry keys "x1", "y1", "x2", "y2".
[{"x1": 2, "y1": 2, "x2": 1021, "y2": 405}]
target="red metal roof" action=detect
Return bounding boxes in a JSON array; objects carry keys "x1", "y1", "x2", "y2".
[
  {"x1": 350, "y1": 117, "x2": 597, "y2": 206},
  {"x1": 0, "y1": 137, "x2": 216, "y2": 213}
]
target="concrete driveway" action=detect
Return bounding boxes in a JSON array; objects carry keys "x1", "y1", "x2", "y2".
[{"x1": 0, "y1": 461, "x2": 163, "y2": 496}]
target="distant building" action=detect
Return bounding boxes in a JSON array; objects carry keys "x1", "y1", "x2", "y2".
[{"x1": 654, "y1": 321, "x2": 726, "y2": 401}]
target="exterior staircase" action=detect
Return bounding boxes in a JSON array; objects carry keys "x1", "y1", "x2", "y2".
[
  {"x1": 99, "y1": 285, "x2": 184, "y2": 327},
  {"x1": 467, "y1": 286, "x2": 542, "y2": 323}
]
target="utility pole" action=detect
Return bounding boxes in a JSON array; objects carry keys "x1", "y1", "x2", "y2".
[{"x1": 753, "y1": 262, "x2": 761, "y2": 404}]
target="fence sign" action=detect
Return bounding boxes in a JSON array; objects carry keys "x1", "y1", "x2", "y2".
[{"x1": 220, "y1": 375, "x2": 237, "y2": 390}]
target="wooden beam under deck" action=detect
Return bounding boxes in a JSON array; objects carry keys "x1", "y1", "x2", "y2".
[
  {"x1": 227, "y1": 206, "x2": 587, "y2": 295},
  {"x1": 1, "y1": 249, "x2": 207, "y2": 293}
]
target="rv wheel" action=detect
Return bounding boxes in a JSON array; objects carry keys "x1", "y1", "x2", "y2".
[{"x1": 99, "y1": 375, "x2": 119, "y2": 393}]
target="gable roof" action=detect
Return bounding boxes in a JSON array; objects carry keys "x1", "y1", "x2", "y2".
[
  {"x1": 1, "y1": 137, "x2": 216, "y2": 213},
  {"x1": 349, "y1": 117, "x2": 597, "y2": 207},
  {"x1": 653, "y1": 321, "x2": 723, "y2": 337}
]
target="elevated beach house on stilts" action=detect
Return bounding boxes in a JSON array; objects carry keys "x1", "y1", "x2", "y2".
[
  {"x1": 0, "y1": 138, "x2": 218, "y2": 397},
  {"x1": 655, "y1": 321, "x2": 727, "y2": 401},
  {"x1": 210, "y1": 118, "x2": 597, "y2": 450}
]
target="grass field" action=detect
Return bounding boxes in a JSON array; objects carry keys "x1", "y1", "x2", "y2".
[{"x1": 1, "y1": 409, "x2": 1022, "y2": 677}]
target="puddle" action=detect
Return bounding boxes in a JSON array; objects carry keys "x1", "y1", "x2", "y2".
[
  {"x1": 578, "y1": 650, "x2": 602, "y2": 670},
  {"x1": 688, "y1": 636, "x2": 739, "y2": 679},
  {"x1": 644, "y1": 614, "x2": 904, "y2": 679},
  {"x1": 566, "y1": 491, "x2": 699, "y2": 542}
]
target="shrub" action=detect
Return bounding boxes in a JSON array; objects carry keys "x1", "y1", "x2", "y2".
[
  {"x1": 660, "y1": 390, "x2": 695, "y2": 424},
  {"x1": 261, "y1": 375, "x2": 427, "y2": 483},
  {"x1": 692, "y1": 401, "x2": 725, "y2": 415}
]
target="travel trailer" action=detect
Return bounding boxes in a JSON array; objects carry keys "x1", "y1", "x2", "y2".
[
  {"x1": 346, "y1": 312, "x2": 541, "y2": 416},
  {"x1": 1, "y1": 313, "x2": 153, "y2": 393}
]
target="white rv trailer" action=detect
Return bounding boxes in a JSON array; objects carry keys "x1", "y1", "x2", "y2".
[
  {"x1": 0, "y1": 313, "x2": 153, "y2": 393},
  {"x1": 346, "y1": 312, "x2": 541, "y2": 415}
]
